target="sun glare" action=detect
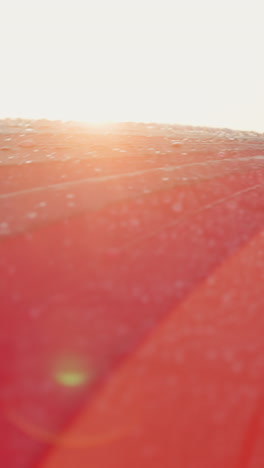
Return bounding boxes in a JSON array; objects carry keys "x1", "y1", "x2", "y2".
[{"x1": 1, "y1": 0, "x2": 264, "y2": 132}]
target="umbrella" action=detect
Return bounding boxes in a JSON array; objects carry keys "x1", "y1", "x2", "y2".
[{"x1": 1, "y1": 120, "x2": 264, "y2": 467}]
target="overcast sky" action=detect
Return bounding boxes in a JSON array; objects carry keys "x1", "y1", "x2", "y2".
[{"x1": 1, "y1": 0, "x2": 263, "y2": 131}]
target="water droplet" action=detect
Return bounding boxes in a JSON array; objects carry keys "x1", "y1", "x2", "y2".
[
  {"x1": 0, "y1": 222, "x2": 10, "y2": 235},
  {"x1": 7, "y1": 265, "x2": 16, "y2": 275},
  {"x1": 30, "y1": 307, "x2": 42, "y2": 318},
  {"x1": 12, "y1": 292, "x2": 21, "y2": 303},
  {"x1": 172, "y1": 202, "x2": 182, "y2": 212},
  {"x1": 63, "y1": 238, "x2": 72, "y2": 247},
  {"x1": 19, "y1": 139, "x2": 35, "y2": 148},
  {"x1": 27, "y1": 212, "x2": 37, "y2": 219},
  {"x1": 38, "y1": 201, "x2": 47, "y2": 208},
  {"x1": 129, "y1": 218, "x2": 140, "y2": 226},
  {"x1": 171, "y1": 141, "x2": 182, "y2": 147},
  {"x1": 106, "y1": 247, "x2": 120, "y2": 257},
  {"x1": 66, "y1": 193, "x2": 75, "y2": 199},
  {"x1": 0, "y1": 146, "x2": 11, "y2": 151}
]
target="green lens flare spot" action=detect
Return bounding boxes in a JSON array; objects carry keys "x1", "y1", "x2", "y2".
[
  {"x1": 55, "y1": 370, "x2": 87, "y2": 387},
  {"x1": 53, "y1": 355, "x2": 93, "y2": 388}
]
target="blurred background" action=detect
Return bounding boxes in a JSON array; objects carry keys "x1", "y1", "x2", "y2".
[{"x1": 1, "y1": 0, "x2": 263, "y2": 131}]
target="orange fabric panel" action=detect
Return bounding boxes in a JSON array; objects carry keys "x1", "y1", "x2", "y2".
[{"x1": 42, "y1": 231, "x2": 264, "y2": 468}]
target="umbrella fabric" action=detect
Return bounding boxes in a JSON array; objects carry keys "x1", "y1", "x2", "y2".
[{"x1": 0, "y1": 121, "x2": 264, "y2": 467}]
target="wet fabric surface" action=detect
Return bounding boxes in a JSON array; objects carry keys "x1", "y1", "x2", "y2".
[{"x1": 1, "y1": 120, "x2": 264, "y2": 467}]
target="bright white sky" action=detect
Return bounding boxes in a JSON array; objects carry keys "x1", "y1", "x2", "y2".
[{"x1": 1, "y1": 0, "x2": 263, "y2": 131}]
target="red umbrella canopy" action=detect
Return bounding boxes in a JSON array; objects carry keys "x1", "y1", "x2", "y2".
[{"x1": 0, "y1": 120, "x2": 264, "y2": 467}]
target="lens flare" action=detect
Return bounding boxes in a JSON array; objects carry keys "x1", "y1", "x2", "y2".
[
  {"x1": 53, "y1": 354, "x2": 93, "y2": 388},
  {"x1": 55, "y1": 370, "x2": 87, "y2": 387}
]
